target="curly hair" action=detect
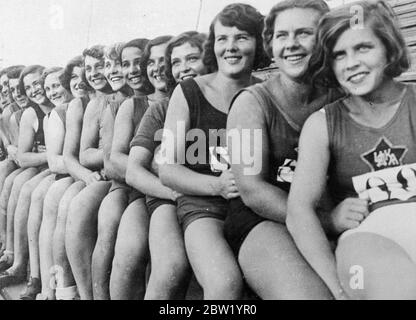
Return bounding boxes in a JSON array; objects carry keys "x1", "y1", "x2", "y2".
[
  {"x1": 82, "y1": 44, "x2": 106, "y2": 60},
  {"x1": 59, "y1": 55, "x2": 92, "y2": 93},
  {"x1": 203, "y1": 3, "x2": 271, "y2": 72},
  {"x1": 139, "y1": 35, "x2": 173, "y2": 93},
  {"x1": 164, "y1": 31, "x2": 207, "y2": 92},
  {"x1": 309, "y1": 0, "x2": 410, "y2": 88},
  {"x1": 262, "y1": 0, "x2": 329, "y2": 59},
  {"x1": 104, "y1": 42, "x2": 125, "y2": 61}
]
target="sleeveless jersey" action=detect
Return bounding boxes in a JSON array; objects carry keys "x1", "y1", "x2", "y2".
[
  {"x1": 32, "y1": 104, "x2": 50, "y2": 152},
  {"x1": 325, "y1": 84, "x2": 416, "y2": 211},
  {"x1": 55, "y1": 96, "x2": 89, "y2": 130},
  {"x1": 180, "y1": 78, "x2": 229, "y2": 177},
  {"x1": 231, "y1": 73, "x2": 339, "y2": 193}
]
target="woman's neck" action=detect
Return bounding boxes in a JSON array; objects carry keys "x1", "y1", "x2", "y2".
[
  {"x1": 213, "y1": 71, "x2": 255, "y2": 101},
  {"x1": 39, "y1": 100, "x2": 55, "y2": 114},
  {"x1": 149, "y1": 90, "x2": 168, "y2": 101},
  {"x1": 350, "y1": 79, "x2": 405, "y2": 113},
  {"x1": 133, "y1": 89, "x2": 146, "y2": 98},
  {"x1": 279, "y1": 72, "x2": 312, "y2": 106}
]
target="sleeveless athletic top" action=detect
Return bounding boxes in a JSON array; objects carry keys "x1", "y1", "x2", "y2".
[
  {"x1": 53, "y1": 103, "x2": 69, "y2": 127},
  {"x1": 326, "y1": 84, "x2": 416, "y2": 212},
  {"x1": 228, "y1": 73, "x2": 342, "y2": 217},
  {"x1": 9, "y1": 102, "x2": 20, "y2": 114},
  {"x1": 32, "y1": 104, "x2": 50, "y2": 152},
  {"x1": 55, "y1": 96, "x2": 89, "y2": 130},
  {"x1": 133, "y1": 97, "x2": 149, "y2": 132},
  {"x1": 180, "y1": 78, "x2": 229, "y2": 177},
  {"x1": 231, "y1": 73, "x2": 340, "y2": 193}
]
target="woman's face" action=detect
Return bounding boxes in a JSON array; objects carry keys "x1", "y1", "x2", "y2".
[
  {"x1": 70, "y1": 66, "x2": 88, "y2": 98},
  {"x1": 171, "y1": 42, "x2": 207, "y2": 83},
  {"x1": 122, "y1": 46, "x2": 145, "y2": 91},
  {"x1": 9, "y1": 78, "x2": 29, "y2": 108},
  {"x1": 332, "y1": 26, "x2": 388, "y2": 97},
  {"x1": 84, "y1": 55, "x2": 108, "y2": 91},
  {"x1": 214, "y1": 21, "x2": 256, "y2": 79},
  {"x1": 23, "y1": 71, "x2": 48, "y2": 105},
  {"x1": 147, "y1": 43, "x2": 168, "y2": 92},
  {"x1": 44, "y1": 72, "x2": 72, "y2": 107},
  {"x1": 104, "y1": 56, "x2": 126, "y2": 91},
  {"x1": 272, "y1": 8, "x2": 321, "y2": 81}
]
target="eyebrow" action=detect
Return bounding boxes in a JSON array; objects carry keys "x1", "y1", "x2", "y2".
[{"x1": 333, "y1": 41, "x2": 374, "y2": 53}]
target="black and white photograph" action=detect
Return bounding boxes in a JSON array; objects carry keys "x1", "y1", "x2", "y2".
[{"x1": 0, "y1": 0, "x2": 415, "y2": 306}]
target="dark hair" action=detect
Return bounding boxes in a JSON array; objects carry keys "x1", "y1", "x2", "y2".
[
  {"x1": 19, "y1": 65, "x2": 46, "y2": 96},
  {"x1": 263, "y1": 0, "x2": 330, "y2": 58},
  {"x1": 6, "y1": 65, "x2": 26, "y2": 80},
  {"x1": 122, "y1": 38, "x2": 149, "y2": 53},
  {"x1": 203, "y1": 3, "x2": 271, "y2": 71},
  {"x1": 82, "y1": 44, "x2": 106, "y2": 60},
  {"x1": 140, "y1": 35, "x2": 173, "y2": 93},
  {"x1": 310, "y1": 0, "x2": 410, "y2": 88},
  {"x1": 121, "y1": 38, "x2": 154, "y2": 95},
  {"x1": 164, "y1": 31, "x2": 207, "y2": 92},
  {"x1": 60, "y1": 55, "x2": 93, "y2": 93}
]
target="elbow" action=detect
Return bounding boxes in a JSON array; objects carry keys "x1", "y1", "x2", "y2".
[
  {"x1": 238, "y1": 185, "x2": 258, "y2": 211},
  {"x1": 79, "y1": 152, "x2": 88, "y2": 167},
  {"x1": 17, "y1": 154, "x2": 30, "y2": 168},
  {"x1": 47, "y1": 157, "x2": 59, "y2": 174},
  {"x1": 285, "y1": 199, "x2": 301, "y2": 238}
]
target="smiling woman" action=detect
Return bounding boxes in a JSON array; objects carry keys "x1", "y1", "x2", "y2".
[{"x1": 159, "y1": 3, "x2": 269, "y2": 300}]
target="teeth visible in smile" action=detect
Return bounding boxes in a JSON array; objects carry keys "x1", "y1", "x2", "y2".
[
  {"x1": 285, "y1": 55, "x2": 305, "y2": 62},
  {"x1": 154, "y1": 75, "x2": 163, "y2": 81},
  {"x1": 111, "y1": 77, "x2": 123, "y2": 82},
  {"x1": 129, "y1": 76, "x2": 141, "y2": 84},
  {"x1": 349, "y1": 73, "x2": 367, "y2": 83},
  {"x1": 225, "y1": 57, "x2": 241, "y2": 63},
  {"x1": 181, "y1": 75, "x2": 195, "y2": 81}
]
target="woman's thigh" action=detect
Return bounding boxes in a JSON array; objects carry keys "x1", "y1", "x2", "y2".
[{"x1": 239, "y1": 220, "x2": 332, "y2": 300}]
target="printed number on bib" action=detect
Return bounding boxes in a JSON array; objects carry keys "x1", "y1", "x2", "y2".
[
  {"x1": 277, "y1": 159, "x2": 297, "y2": 183},
  {"x1": 352, "y1": 163, "x2": 416, "y2": 205},
  {"x1": 209, "y1": 146, "x2": 230, "y2": 173}
]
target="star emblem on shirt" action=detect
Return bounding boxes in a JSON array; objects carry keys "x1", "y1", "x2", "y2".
[{"x1": 361, "y1": 137, "x2": 407, "y2": 171}]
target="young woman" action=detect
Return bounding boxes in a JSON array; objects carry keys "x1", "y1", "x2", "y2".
[
  {"x1": 34, "y1": 67, "x2": 74, "y2": 300},
  {"x1": 91, "y1": 41, "x2": 146, "y2": 300},
  {"x1": 65, "y1": 43, "x2": 130, "y2": 300},
  {"x1": 53, "y1": 56, "x2": 94, "y2": 300},
  {"x1": 224, "y1": 0, "x2": 343, "y2": 300},
  {"x1": 159, "y1": 4, "x2": 269, "y2": 299},
  {"x1": 92, "y1": 39, "x2": 151, "y2": 300},
  {"x1": 108, "y1": 35, "x2": 173, "y2": 300},
  {"x1": 0, "y1": 65, "x2": 55, "y2": 289},
  {"x1": 125, "y1": 31, "x2": 207, "y2": 300},
  {"x1": 140, "y1": 36, "x2": 173, "y2": 103},
  {"x1": 0, "y1": 66, "x2": 26, "y2": 256},
  {"x1": 0, "y1": 67, "x2": 32, "y2": 271},
  {"x1": 287, "y1": 0, "x2": 414, "y2": 299}
]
